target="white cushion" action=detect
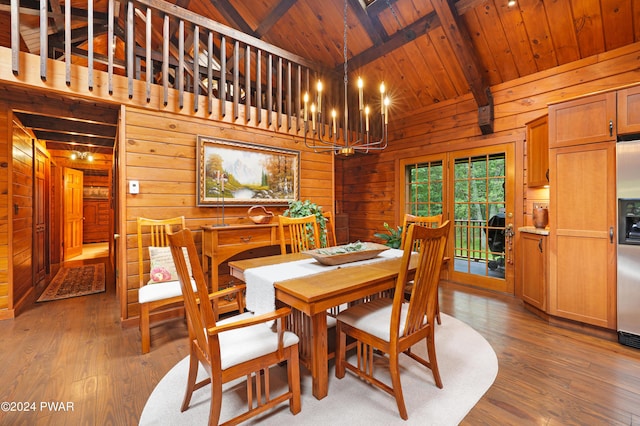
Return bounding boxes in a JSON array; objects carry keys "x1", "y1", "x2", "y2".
[
  {"x1": 147, "y1": 246, "x2": 193, "y2": 284},
  {"x1": 138, "y1": 279, "x2": 196, "y2": 304},
  {"x1": 336, "y1": 298, "x2": 417, "y2": 342},
  {"x1": 214, "y1": 313, "x2": 299, "y2": 370}
]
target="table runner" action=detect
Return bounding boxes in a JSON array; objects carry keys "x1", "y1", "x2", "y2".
[{"x1": 244, "y1": 248, "x2": 404, "y2": 316}]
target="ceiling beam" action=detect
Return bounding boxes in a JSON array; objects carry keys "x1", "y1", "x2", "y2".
[
  {"x1": 211, "y1": 0, "x2": 257, "y2": 38},
  {"x1": 339, "y1": 11, "x2": 440, "y2": 72},
  {"x1": 255, "y1": 0, "x2": 297, "y2": 38},
  {"x1": 347, "y1": 0, "x2": 385, "y2": 46},
  {"x1": 430, "y1": 0, "x2": 493, "y2": 134}
]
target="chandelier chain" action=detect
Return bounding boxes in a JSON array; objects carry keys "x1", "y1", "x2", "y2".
[{"x1": 386, "y1": 0, "x2": 403, "y2": 31}]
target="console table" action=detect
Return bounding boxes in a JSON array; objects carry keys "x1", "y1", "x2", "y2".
[{"x1": 201, "y1": 224, "x2": 280, "y2": 313}]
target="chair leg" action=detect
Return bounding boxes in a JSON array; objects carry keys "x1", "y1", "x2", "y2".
[
  {"x1": 389, "y1": 351, "x2": 408, "y2": 420},
  {"x1": 140, "y1": 303, "x2": 150, "y2": 354},
  {"x1": 181, "y1": 349, "x2": 200, "y2": 412},
  {"x1": 208, "y1": 375, "x2": 223, "y2": 426},
  {"x1": 426, "y1": 331, "x2": 443, "y2": 389},
  {"x1": 287, "y1": 347, "x2": 302, "y2": 414},
  {"x1": 435, "y1": 297, "x2": 442, "y2": 325},
  {"x1": 334, "y1": 324, "x2": 346, "y2": 379}
]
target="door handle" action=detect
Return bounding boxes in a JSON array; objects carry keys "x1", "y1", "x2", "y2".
[
  {"x1": 538, "y1": 238, "x2": 543, "y2": 253},
  {"x1": 610, "y1": 227, "x2": 614, "y2": 244},
  {"x1": 609, "y1": 120, "x2": 614, "y2": 137}
]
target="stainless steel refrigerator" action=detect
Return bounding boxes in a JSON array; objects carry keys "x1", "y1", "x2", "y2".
[{"x1": 617, "y1": 139, "x2": 640, "y2": 349}]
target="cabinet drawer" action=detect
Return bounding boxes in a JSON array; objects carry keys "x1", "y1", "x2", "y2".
[{"x1": 216, "y1": 227, "x2": 274, "y2": 246}]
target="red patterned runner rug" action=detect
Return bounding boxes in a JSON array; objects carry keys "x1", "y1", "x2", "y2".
[{"x1": 37, "y1": 263, "x2": 106, "y2": 302}]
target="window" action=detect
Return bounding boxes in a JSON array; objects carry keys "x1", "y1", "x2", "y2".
[{"x1": 404, "y1": 160, "x2": 444, "y2": 217}]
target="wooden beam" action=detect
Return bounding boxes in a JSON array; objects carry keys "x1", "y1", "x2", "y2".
[
  {"x1": 430, "y1": 0, "x2": 493, "y2": 133},
  {"x1": 254, "y1": 0, "x2": 297, "y2": 38},
  {"x1": 212, "y1": 0, "x2": 257, "y2": 38},
  {"x1": 341, "y1": 12, "x2": 440, "y2": 72},
  {"x1": 347, "y1": 0, "x2": 385, "y2": 46}
]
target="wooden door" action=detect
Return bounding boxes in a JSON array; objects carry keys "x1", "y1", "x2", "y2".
[
  {"x1": 617, "y1": 85, "x2": 640, "y2": 135},
  {"x1": 63, "y1": 167, "x2": 84, "y2": 260},
  {"x1": 34, "y1": 148, "x2": 49, "y2": 284},
  {"x1": 548, "y1": 142, "x2": 617, "y2": 329},
  {"x1": 548, "y1": 92, "x2": 616, "y2": 148}
]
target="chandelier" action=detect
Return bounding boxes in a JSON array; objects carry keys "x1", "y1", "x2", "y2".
[{"x1": 302, "y1": 0, "x2": 390, "y2": 157}]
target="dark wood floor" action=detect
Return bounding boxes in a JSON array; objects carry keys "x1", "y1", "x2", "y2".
[{"x1": 1, "y1": 257, "x2": 639, "y2": 425}]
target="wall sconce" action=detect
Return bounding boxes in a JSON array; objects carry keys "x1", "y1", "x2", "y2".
[{"x1": 70, "y1": 151, "x2": 94, "y2": 162}]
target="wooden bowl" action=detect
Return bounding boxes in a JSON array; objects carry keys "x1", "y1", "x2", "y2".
[{"x1": 247, "y1": 205, "x2": 274, "y2": 224}]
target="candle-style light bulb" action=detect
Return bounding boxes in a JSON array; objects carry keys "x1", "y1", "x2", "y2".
[
  {"x1": 365, "y1": 106, "x2": 370, "y2": 132},
  {"x1": 380, "y1": 82, "x2": 386, "y2": 115},
  {"x1": 331, "y1": 109, "x2": 337, "y2": 135},
  {"x1": 303, "y1": 92, "x2": 309, "y2": 122},
  {"x1": 357, "y1": 77, "x2": 364, "y2": 111},
  {"x1": 311, "y1": 103, "x2": 316, "y2": 131},
  {"x1": 317, "y1": 80, "x2": 323, "y2": 115},
  {"x1": 384, "y1": 97, "x2": 390, "y2": 124}
]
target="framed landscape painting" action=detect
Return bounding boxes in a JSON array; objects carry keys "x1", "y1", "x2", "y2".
[{"x1": 197, "y1": 136, "x2": 300, "y2": 206}]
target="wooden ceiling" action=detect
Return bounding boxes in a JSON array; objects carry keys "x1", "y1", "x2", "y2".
[{"x1": 1, "y1": 0, "x2": 639, "y2": 147}]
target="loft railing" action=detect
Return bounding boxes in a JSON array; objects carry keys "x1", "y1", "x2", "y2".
[{"x1": 8, "y1": 0, "x2": 350, "y2": 135}]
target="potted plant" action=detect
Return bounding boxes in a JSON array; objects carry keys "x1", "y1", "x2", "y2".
[
  {"x1": 283, "y1": 199, "x2": 328, "y2": 247},
  {"x1": 374, "y1": 222, "x2": 403, "y2": 249}
]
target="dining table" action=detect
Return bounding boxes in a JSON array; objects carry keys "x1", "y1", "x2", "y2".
[{"x1": 227, "y1": 247, "x2": 417, "y2": 400}]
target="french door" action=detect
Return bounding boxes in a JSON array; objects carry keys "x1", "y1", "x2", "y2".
[{"x1": 400, "y1": 143, "x2": 515, "y2": 294}]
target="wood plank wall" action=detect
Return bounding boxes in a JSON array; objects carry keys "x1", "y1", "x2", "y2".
[
  {"x1": 121, "y1": 106, "x2": 334, "y2": 320},
  {"x1": 0, "y1": 102, "x2": 9, "y2": 315},
  {"x1": 337, "y1": 42, "x2": 640, "y2": 248}
]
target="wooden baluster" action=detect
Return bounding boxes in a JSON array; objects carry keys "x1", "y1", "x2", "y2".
[
  {"x1": 107, "y1": 0, "x2": 114, "y2": 94},
  {"x1": 162, "y1": 14, "x2": 169, "y2": 106},
  {"x1": 178, "y1": 19, "x2": 184, "y2": 109},
  {"x1": 245, "y1": 44, "x2": 251, "y2": 124},
  {"x1": 267, "y1": 53, "x2": 272, "y2": 127},
  {"x1": 193, "y1": 25, "x2": 199, "y2": 112},
  {"x1": 277, "y1": 57, "x2": 282, "y2": 129},
  {"x1": 40, "y1": 0, "x2": 47, "y2": 80},
  {"x1": 256, "y1": 49, "x2": 262, "y2": 124},
  {"x1": 145, "y1": 7, "x2": 152, "y2": 102},
  {"x1": 127, "y1": 0, "x2": 133, "y2": 99},
  {"x1": 233, "y1": 40, "x2": 239, "y2": 120},
  {"x1": 10, "y1": 0, "x2": 19, "y2": 74},
  {"x1": 207, "y1": 31, "x2": 213, "y2": 115},
  {"x1": 88, "y1": 0, "x2": 94, "y2": 90},
  {"x1": 220, "y1": 35, "x2": 226, "y2": 118}
]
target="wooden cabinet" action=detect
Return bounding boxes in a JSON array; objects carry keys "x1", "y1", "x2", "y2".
[
  {"x1": 548, "y1": 92, "x2": 616, "y2": 148},
  {"x1": 525, "y1": 115, "x2": 549, "y2": 187},
  {"x1": 548, "y1": 141, "x2": 617, "y2": 329},
  {"x1": 617, "y1": 85, "x2": 640, "y2": 135},
  {"x1": 83, "y1": 200, "x2": 110, "y2": 243},
  {"x1": 521, "y1": 231, "x2": 547, "y2": 311}
]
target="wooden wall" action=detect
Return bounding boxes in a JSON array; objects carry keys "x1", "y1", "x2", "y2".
[
  {"x1": 337, "y1": 42, "x2": 640, "y2": 248},
  {"x1": 0, "y1": 102, "x2": 9, "y2": 316},
  {"x1": 121, "y1": 106, "x2": 334, "y2": 321}
]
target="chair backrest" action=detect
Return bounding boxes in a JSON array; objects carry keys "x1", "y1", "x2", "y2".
[
  {"x1": 322, "y1": 211, "x2": 337, "y2": 248},
  {"x1": 137, "y1": 216, "x2": 186, "y2": 288},
  {"x1": 167, "y1": 228, "x2": 218, "y2": 368},
  {"x1": 400, "y1": 213, "x2": 443, "y2": 252},
  {"x1": 278, "y1": 214, "x2": 320, "y2": 254},
  {"x1": 393, "y1": 221, "x2": 450, "y2": 340}
]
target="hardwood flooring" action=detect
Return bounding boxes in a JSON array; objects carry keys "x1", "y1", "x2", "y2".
[{"x1": 0, "y1": 258, "x2": 639, "y2": 425}]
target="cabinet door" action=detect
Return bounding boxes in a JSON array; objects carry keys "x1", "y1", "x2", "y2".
[
  {"x1": 526, "y1": 115, "x2": 549, "y2": 187},
  {"x1": 548, "y1": 142, "x2": 617, "y2": 329},
  {"x1": 548, "y1": 92, "x2": 616, "y2": 148},
  {"x1": 618, "y1": 85, "x2": 640, "y2": 135},
  {"x1": 521, "y1": 233, "x2": 547, "y2": 310}
]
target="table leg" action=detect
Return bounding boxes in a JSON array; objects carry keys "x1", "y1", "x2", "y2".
[{"x1": 310, "y1": 311, "x2": 328, "y2": 399}]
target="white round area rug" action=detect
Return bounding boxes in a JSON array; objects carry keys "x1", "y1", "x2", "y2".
[{"x1": 140, "y1": 313, "x2": 498, "y2": 425}]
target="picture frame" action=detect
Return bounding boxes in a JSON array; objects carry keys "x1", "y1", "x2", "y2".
[
  {"x1": 197, "y1": 136, "x2": 300, "y2": 206},
  {"x1": 83, "y1": 186, "x2": 109, "y2": 200}
]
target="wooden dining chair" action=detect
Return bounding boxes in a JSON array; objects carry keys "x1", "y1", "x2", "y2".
[
  {"x1": 335, "y1": 221, "x2": 451, "y2": 420},
  {"x1": 137, "y1": 216, "x2": 244, "y2": 354},
  {"x1": 400, "y1": 213, "x2": 446, "y2": 324},
  {"x1": 278, "y1": 214, "x2": 320, "y2": 254},
  {"x1": 167, "y1": 228, "x2": 301, "y2": 425},
  {"x1": 322, "y1": 211, "x2": 338, "y2": 248}
]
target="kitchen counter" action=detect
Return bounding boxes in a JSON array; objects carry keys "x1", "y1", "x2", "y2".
[{"x1": 519, "y1": 226, "x2": 550, "y2": 236}]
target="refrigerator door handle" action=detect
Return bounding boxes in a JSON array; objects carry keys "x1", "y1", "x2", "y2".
[{"x1": 610, "y1": 226, "x2": 614, "y2": 244}]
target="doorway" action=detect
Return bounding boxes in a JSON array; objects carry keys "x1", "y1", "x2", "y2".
[{"x1": 400, "y1": 142, "x2": 515, "y2": 294}]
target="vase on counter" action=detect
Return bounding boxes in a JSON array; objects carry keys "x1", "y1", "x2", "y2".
[{"x1": 533, "y1": 207, "x2": 549, "y2": 229}]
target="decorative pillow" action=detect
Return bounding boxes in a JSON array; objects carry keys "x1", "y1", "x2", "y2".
[{"x1": 147, "y1": 246, "x2": 193, "y2": 284}]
